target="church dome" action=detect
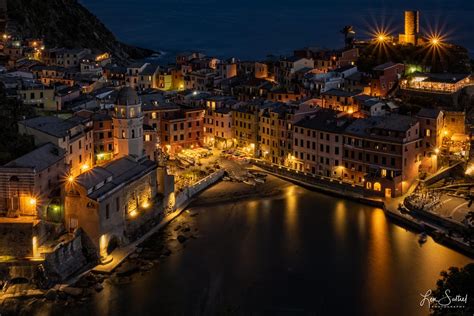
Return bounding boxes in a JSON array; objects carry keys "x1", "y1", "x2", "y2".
[{"x1": 116, "y1": 87, "x2": 140, "y2": 106}]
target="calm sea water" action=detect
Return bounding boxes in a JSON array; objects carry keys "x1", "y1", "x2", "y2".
[
  {"x1": 81, "y1": 0, "x2": 474, "y2": 60},
  {"x1": 41, "y1": 181, "x2": 471, "y2": 316}
]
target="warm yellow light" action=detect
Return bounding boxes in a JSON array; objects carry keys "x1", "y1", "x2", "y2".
[
  {"x1": 443, "y1": 130, "x2": 448, "y2": 136},
  {"x1": 29, "y1": 198, "x2": 37, "y2": 206},
  {"x1": 434, "y1": 148, "x2": 440, "y2": 155},
  {"x1": 81, "y1": 164, "x2": 90, "y2": 172},
  {"x1": 129, "y1": 210, "x2": 138, "y2": 218},
  {"x1": 141, "y1": 201, "x2": 150, "y2": 209},
  {"x1": 347, "y1": 109, "x2": 354, "y2": 114},
  {"x1": 68, "y1": 175, "x2": 75, "y2": 183}
]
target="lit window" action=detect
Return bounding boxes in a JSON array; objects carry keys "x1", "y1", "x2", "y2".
[{"x1": 426, "y1": 129, "x2": 431, "y2": 137}]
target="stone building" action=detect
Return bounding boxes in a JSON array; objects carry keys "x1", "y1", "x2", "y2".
[
  {"x1": 0, "y1": 143, "x2": 66, "y2": 219},
  {"x1": 292, "y1": 110, "x2": 351, "y2": 176},
  {"x1": 112, "y1": 87, "x2": 145, "y2": 159},
  {"x1": 18, "y1": 116, "x2": 94, "y2": 177},
  {"x1": 343, "y1": 115, "x2": 421, "y2": 197},
  {"x1": 64, "y1": 156, "x2": 158, "y2": 257}
]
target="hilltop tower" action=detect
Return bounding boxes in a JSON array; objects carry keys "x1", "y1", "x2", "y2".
[
  {"x1": 112, "y1": 87, "x2": 144, "y2": 159},
  {"x1": 399, "y1": 10, "x2": 420, "y2": 45}
]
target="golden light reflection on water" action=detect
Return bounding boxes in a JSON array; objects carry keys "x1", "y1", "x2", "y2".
[
  {"x1": 284, "y1": 186, "x2": 299, "y2": 251},
  {"x1": 357, "y1": 207, "x2": 366, "y2": 239},
  {"x1": 334, "y1": 201, "x2": 347, "y2": 241},
  {"x1": 366, "y1": 209, "x2": 391, "y2": 304},
  {"x1": 246, "y1": 200, "x2": 259, "y2": 226}
]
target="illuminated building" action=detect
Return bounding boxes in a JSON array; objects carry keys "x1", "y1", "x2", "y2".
[
  {"x1": 368, "y1": 62, "x2": 405, "y2": 97},
  {"x1": 416, "y1": 108, "x2": 444, "y2": 173},
  {"x1": 17, "y1": 81, "x2": 56, "y2": 111},
  {"x1": 292, "y1": 109, "x2": 351, "y2": 175},
  {"x1": 321, "y1": 89, "x2": 360, "y2": 113},
  {"x1": 399, "y1": 10, "x2": 420, "y2": 45},
  {"x1": 400, "y1": 73, "x2": 471, "y2": 93},
  {"x1": 343, "y1": 115, "x2": 421, "y2": 197},
  {"x1": 0, "y1": 143, "x2": 66, "y2": 218},
  {"x1": 64, "y1": 156, "x2": 158, "y2": 252},
  {"x1": 18, "y1": 116, "x2": 94, "y2": 177},
  {"x1": 260, "y1": 102, "x2": 319, "y2": 165},
  {"x1": 203, "y1": 97, "x2": 236, "y2": 149},
  {"x1": 112, "y1": 87, "x2": 145, "y2": 159},
  {"x1": 91, "y1": 113, "x2": 114, "y2": 165},
  {"x1": 232, "y1": 101, "x2": 261, "y2": 156}
]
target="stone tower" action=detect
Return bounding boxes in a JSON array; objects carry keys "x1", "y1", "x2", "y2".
[
  {"x1": 399, "y1": 10, "x2": 420, "y2": 45},
  {"x1": 112, "y1": 87, "x2": 144, "y2": 159}
]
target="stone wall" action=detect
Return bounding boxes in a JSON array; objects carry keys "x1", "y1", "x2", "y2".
[
  {"x1": 0, "y1": 222, "x2": 33, "y2": 258},
  {"x1": 42, "y1": 229, "x2": 98, "y2": 283},
  {"x1": 174, "y1": 170, "x2": 224, "y2": 210}
]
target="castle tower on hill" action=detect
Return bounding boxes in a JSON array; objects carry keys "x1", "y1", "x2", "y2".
[
  {"x1": 399, "y1": 10, "x2": 420, "y2": 45},
  {"x1": 112, "y1": 87, "x2": 144, "y2": 159}
]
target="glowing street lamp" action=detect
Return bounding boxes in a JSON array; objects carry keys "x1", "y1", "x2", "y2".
[
  {"x1": 377, "y1": 34, "x2": 387, "y2": 42},
  {"x1": 29, "y1": 198, "x2": 37, "y2": 206}
]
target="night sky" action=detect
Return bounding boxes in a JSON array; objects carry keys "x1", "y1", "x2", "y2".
[{"x1": 81, "y1": 0, "x2": 474, "y2": 59}]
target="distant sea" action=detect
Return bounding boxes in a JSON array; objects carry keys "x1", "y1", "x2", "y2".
[{"x1": 80, "y1": 0, "x2": 474, "y2": 62}]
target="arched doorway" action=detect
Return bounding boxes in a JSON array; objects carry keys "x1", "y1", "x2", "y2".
[{"x1": 374, "y1": 182, "x2": 382, "y2": 191}]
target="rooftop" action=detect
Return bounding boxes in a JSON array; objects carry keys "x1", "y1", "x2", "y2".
[
  {"x1": 76, "y1": 157, "x2": 157, "y2": 200},
  {"x1": 345, "y1": 115, "x2": 418, "y2": 137},
  {"x1": 416, "y1": 73, "x2": 471, "y2": 84},
  {"x1": 3, "y1": 143, "x2": 65, "y2": 172},
  {"x1": 417, "y1": 108, "x2": 442, "y2": 119},
  {"x1": 116, "y1": 87, "x2": 140, "y2": 106},
  {"x1": 322, "y1": 89, "x2": 359, "y2": 98},
  {"x1": 19, "y1": 116, "x2": 80, "y2": 138},
  {"x1": 295, "y1": 109, "x2": 352, "y2": 133},
  {"x1": 373, "y1": 62, "x2": 401, "y2": 71}
]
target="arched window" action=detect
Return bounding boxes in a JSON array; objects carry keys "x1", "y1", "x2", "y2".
[
  {"x1": 122, "y1": 130, "x2": 126, "y2": 138},
  {"x1": 374, "y1": 182, "x2": 382, "y2": 191},
  {"x1": 130, "y1": 108, "x2": 136, "y2": 118}
]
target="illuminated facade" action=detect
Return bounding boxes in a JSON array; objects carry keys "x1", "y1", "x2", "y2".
[
  {"x1": 292, "y1": 110, "x2": 349, "y2": 176},
  {"x1": 18, "y1": 116, "x2": 94, "y2": 177},
  {"x1": 260, "y1": 103, "x2": 319, "y2": 165},
  {"x1": 112, "y1": 87, "x2": 145, "y2": 159},
  {"x1": 342, "y1": 115, "x2": 421, "y2": 197},
  {"x1": 401, "y1": 73, "x2": 471, "y2": 93},
  {"x1": 399, "y1": 10, "x2": 420, "y2": 45},
  {"x1": 64, "y1": 157, "x2": 158, "y2": 252},
  {"x1": 0, "y1": 143, "x2": 66, "y2": 219}
]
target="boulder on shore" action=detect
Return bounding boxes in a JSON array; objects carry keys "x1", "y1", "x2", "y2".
[
  {"x1": 177, "y1": 235, "x2": 187, "y2": 243},
  {"x1": 61, "y1": 286, "x2": 83, "y2": 297}
]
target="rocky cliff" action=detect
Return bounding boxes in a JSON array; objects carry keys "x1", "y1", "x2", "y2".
[{"x1": 6, "y1": 0, "x2": 153, "y2": 63}]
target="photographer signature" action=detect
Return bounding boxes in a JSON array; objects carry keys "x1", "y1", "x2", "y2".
[{"x1": 420, "y1": 289, "x2": 468, "y2": 309}]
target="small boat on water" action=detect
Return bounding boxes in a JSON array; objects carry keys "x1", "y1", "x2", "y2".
[
  {"x1": 223, "y1": 176, "x2": 231, "y2": 181},
  {"x1": 255, "y1": 177, "x2": 265, "y2": 184},
  {"x1": 418, "y1": 232, "x2": 428, "y2": 245}
]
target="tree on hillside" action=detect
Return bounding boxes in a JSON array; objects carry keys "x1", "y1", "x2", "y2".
[
  {"x1": 430, "y1": 263, "x2": 474, "y2": 315},
  {"x1": 0, "y1": 86, "x2": 36, "y2": 164}
]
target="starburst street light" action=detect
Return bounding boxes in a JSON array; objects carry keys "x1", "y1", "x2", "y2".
[{"x1": 378, "y1": 34, "x2": 386, "y2": 42}]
